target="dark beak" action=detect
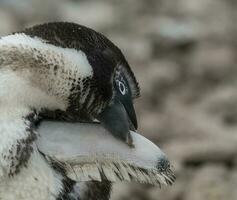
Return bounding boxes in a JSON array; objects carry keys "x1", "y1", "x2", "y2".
[
  {"x1": 121, "y1": 94, "x2": 138, "y2": 131},
  {"x1": 96, "y1": 95, "x2": 137, "y2": 147}
]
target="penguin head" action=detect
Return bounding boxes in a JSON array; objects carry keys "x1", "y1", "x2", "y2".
[{"x1": 0, "y1": 22, "x2": 140, "y2": 144}]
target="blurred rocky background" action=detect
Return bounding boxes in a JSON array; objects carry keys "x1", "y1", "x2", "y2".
[{"x1": 0, "y1": 0, "x2": 236, "y2": 199}]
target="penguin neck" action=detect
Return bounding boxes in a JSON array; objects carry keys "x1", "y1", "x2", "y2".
[
  {"x1": 0, "y1": 106, "x2": 37, "y2": 177},
  {"x1": 0, "y1": 69, "x2": 67, "y2": 114}
]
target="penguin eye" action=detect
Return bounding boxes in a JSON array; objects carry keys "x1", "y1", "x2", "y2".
[{"x1": 116, "y1": 80, "x2": 126, "y2": 95}]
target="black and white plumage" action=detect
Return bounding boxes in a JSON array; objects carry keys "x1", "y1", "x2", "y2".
[{"x1": 0, "y1": 22, "x2": 175, "y2": 200}]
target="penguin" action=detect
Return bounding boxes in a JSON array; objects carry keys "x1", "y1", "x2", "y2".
[
  {"x1": 0, "y1": 22, "x2": 175, "y2": 200},
  {"x1": 0, "y1": 22, "x2": 138, "y2": 200}
]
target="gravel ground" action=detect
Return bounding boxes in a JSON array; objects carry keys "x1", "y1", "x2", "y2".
[{"x1": 0, "y1": 0, "x2": 237, "y2": 199}]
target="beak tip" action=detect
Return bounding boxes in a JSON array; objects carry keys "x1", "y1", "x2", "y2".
[
  {"x1": 127, "y1": 133, "x2": 135, "y2": 148},
  {"x1": 97, "y1": 97, "x2": 137, "y2": 147}
]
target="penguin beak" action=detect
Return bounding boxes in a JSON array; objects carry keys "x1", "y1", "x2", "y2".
[
  {"x1": 96, "y1": 94, "x2": 137, "y2": 146},
  {"x1": 120, "y1": 93, "x2": 138, "y2": 131}
]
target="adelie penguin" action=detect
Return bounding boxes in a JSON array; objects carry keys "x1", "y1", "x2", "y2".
[{"x1": 0, "y1": 22, "x2": 175, "y2": 200}]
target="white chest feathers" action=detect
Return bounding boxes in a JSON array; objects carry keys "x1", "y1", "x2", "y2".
[
  {"x1": 0, "y1": 150, "x2": 63, "y2": 200},
  {"x1": 0, "y1": 109, "x2": 63, "y2": 200}
]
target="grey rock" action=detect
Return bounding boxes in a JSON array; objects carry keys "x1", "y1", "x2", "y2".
[
  {"x1": 184, "y1": 165, "x2": 236, "y2": 200},
  {"x1": 60, "y1": 1, "x2": 119, "y2": 31}
]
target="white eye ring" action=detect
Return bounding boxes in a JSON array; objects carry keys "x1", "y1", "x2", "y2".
[{"x1": 118, "y1": 81, "x2": 126, "y2": 95}]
